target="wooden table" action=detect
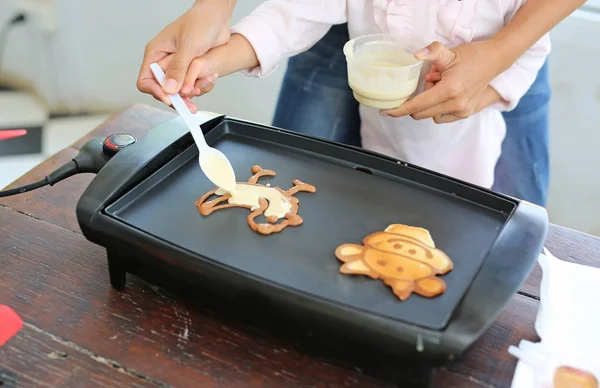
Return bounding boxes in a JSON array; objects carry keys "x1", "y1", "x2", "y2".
[{"x1": 1, "y1": 104, "x2": 599, "y2": 387}]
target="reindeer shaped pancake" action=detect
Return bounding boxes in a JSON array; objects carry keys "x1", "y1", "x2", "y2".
[
  {"x1": 335, "y1": 224, "x2": 454, "y2": 301},
  {"x1": 195, "y1": 165, "x2": 316, "y2": 235}
]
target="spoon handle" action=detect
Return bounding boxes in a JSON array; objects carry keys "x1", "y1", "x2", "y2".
[{"x1": 149, "y1": 63, "x2": 208, "y2": 149}]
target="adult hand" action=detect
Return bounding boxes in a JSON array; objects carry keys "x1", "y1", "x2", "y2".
[
  {"x1": 155, "y1": 54, "x2": 219, "y2": 100},
  {"x1": 381, "y1": 40, "x2": 506, "y2": 123},
  {"x1": 136, "y1": 0, "x2": 236, "y2": 111},
  {"x1": 152, "y1": 33, "x2": 259, "y2": 109}
]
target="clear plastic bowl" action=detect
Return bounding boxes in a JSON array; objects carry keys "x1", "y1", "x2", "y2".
[{"x1": 343, "y1": 34, "x2": 424, "y2": 110}]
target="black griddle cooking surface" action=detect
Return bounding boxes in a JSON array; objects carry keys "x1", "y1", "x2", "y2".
[{"x1": 106, "y1": 122, "x2": 512, "y2": 331}]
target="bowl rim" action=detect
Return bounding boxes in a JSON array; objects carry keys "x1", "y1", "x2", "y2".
[{"x1": 343, "y1": 33, "x2": 424, "y2": 70}]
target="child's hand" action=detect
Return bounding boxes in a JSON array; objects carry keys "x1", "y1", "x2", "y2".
[
  {"x1": 152, "y1": 33, "x2": 259, "y2": 113},
  {"x1": 424, "y1": 64, "x2": 442, "y2": 90},
  {"x1": 155, "y1": 54, "x2": 219, "y2": 107},
  {"x1": 150, "y1": 56, "x2": 216, "y2": 113},
  {"x1": 381, "y1": 41, "x2": 506, "y2": 122}
]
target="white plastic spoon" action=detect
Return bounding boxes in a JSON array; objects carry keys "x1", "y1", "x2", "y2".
[{"x1": 150, "y1": 63, "x2": 236, "y2": 193}]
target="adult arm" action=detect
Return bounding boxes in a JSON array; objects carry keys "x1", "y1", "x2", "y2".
[
  {"x1": 136, "y1": 0, "x2": 237, "y2": 110},
  {"x1": 170, "y1": 0, "x2": 348, "y2": 97},
  {"x1": 156, "y1": 34, "x2": 260, "y2": 84},
  {"x1": 383, "y1": 0, "x2": 586, "y2": 121},
  {"x1": 229, "y1": 0, "x2": 347, "y2": 78},
  {"x1": 492, "y1": 0, "x2": 585, "y2": 72}
]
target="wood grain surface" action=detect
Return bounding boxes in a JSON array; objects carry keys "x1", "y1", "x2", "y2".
[
  {"x1": 0, "y1": 104, "x2": 597, "y2": 387},
  {"x1": 0, "y1": 325, "x2": 156, "y2": 388}
]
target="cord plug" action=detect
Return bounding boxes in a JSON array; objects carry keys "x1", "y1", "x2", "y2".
[
  {"x1": 10, "y1": 14, "x2": 27, "y2": 25},
  {"x1": 0, "y1": 13, "x2": 27, "y2": 76}
]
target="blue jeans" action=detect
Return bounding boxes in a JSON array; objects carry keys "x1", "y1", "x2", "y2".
[{"x1": 272, "y1": 24, "x2": 550, "y2": 207}]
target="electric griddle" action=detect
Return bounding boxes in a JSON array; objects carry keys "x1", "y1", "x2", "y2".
[{"x1": 75, "y1": 112, "x2": 548, "y2": 362}]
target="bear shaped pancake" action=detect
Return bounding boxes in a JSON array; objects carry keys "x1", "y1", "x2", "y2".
[{"x1": 335, "y1": 224, "x2": 454, "y2": 301}]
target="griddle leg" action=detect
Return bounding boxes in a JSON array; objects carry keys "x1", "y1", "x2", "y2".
[
  {"x1": 397, "y1": 364, "x2": 433, "y2": 387},
  {"x1": 107, "y1": 250, "x2": 127, "y2": 291}
]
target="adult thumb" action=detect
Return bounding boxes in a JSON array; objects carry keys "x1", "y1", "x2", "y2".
[
  {"x1": 414, "y1": 41, "x2": 456, "y2": 72},
  {"x1": 162, "y1": 42, "x2": 198, "y2": 94}
]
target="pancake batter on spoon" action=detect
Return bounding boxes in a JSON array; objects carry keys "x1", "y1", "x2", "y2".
[
  {"x1": 149, "y1": 62, "x2": 237, "y2": 193},
  {"x1": 200, "y1": 149, "x2": 237, "y2": 193}
]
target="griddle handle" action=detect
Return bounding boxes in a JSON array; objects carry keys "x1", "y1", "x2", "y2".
[{"x1": 74, "y1": 134, "x2": 137, "y2": 174}]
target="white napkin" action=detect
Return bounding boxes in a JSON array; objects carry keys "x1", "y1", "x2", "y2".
[{"x1": 510, "y1": 248, "x2": 600, "y2": 387}]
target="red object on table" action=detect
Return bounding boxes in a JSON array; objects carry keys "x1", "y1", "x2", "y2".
[
  {"x1": 0, "y1": 129, "x2": 27, "y2": 141},
  {"x1": 0, "y1": 305, "x2": 23, "y2": 347}
]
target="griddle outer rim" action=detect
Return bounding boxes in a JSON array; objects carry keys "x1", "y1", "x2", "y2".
[{"x1": 76, "y1": 114, "x2": 548, "y2": 360}]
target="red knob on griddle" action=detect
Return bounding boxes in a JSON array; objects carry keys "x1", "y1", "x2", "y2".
[{"x1": 103, "y1": 133, "x2": 137, "y2": 156}]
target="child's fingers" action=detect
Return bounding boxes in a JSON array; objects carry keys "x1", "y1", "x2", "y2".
[
  {"x1": 198, "y1": 73, "x2": 218, "y2": 92},
  {"x1": 183, "y1": 96, "x2": 198, "y2": 113},
  {"x1": 180, "y1": 84, "x2": 193, "y2": 96},
  {"x1": 157, "y1": 55, "x2": 199, "y2": 98},
  {"x1": 187, "y1": 74, "x2": 218, "y2": 97},
  {"x1": 195, "y1": 80, "x2": 215, "y2": 95},
  {"x1": 425, "y1": 72, "x2": 442, "y2": 83},
  {"x1": 180, "y1": 75, "x2": 217, "y2": 98},
  {"x1": 183, "y1": 57, "x2": 217, "y2": 94},
  {"x1": 183, "y1": 58, "x2": 204, "y2": 90}
]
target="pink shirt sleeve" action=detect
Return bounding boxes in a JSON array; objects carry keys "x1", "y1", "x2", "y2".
[
  {"x1": 488, "y1": 0, "x2": 551, "y2": 111},
  {"x1": 230, "y1": 0, "x2": 347, "y2": 78}
]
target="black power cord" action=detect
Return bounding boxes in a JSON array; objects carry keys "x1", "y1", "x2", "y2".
[
  {"x1": 0, "y1": 134, "x2": 135, "y2": 198},
  {"x1": 0, "y1": 134, "x2": 137, "y2": 198},
  {"x1": 0, "y1": 13, "x2": 27, "y2": 77},
  {"x1": 0, "y1": 13, "x2": 74, "y2": 198},
  {"x1": 0, "y1": 160, "x2": 79, "y2": 198}
]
